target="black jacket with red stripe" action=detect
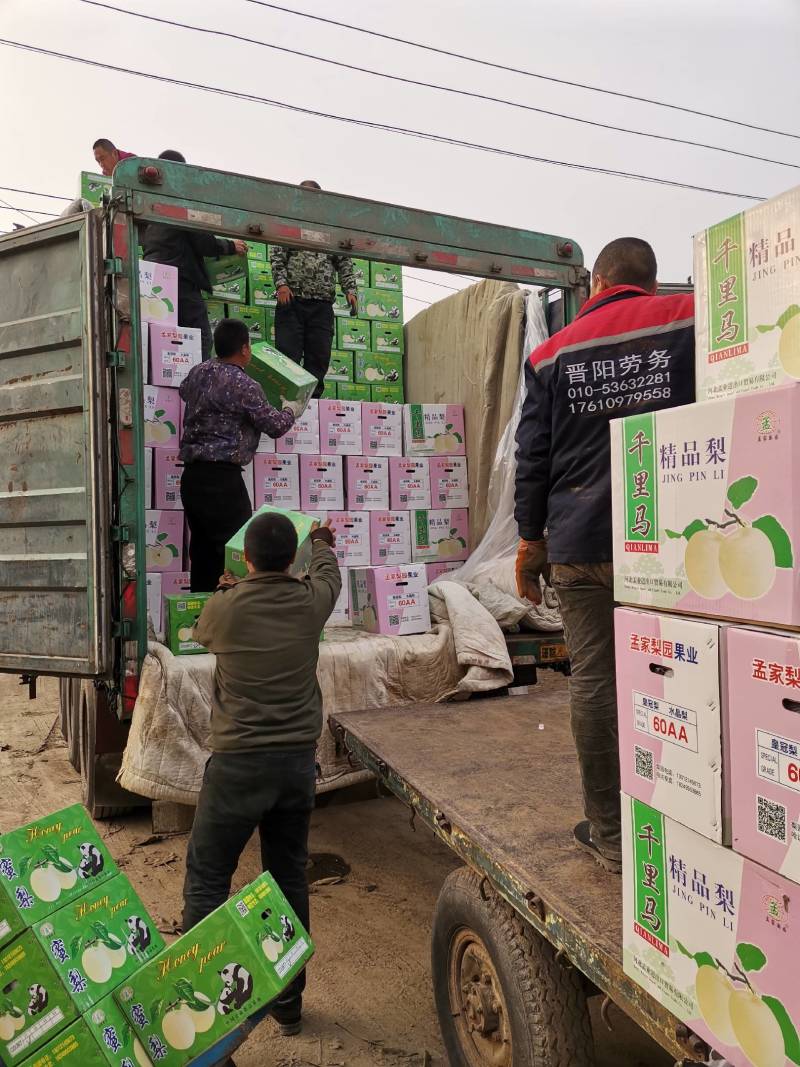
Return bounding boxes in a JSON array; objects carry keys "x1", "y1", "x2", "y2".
[{"x1": 514, "y1": 285, "x2": 695, "y2": 563}]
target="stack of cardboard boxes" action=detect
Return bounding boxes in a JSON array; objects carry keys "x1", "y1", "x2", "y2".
[{"x1": 614, "y1": 186, "x2": 800, "y2": 1066}]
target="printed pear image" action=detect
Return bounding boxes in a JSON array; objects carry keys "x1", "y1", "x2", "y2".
[
  {"x1": 363, "y1": 366, "x2": 383, "y2": 382},
  {"x1": 0, "y1": 1016, "x2": 15, "y2": 1041},
  {"x1": 13, "y1": 1015, "x2": 23, "y2": 1032},
  {"x1": 162, "y1": 1004, "x2": 196, "y2": 1050},
  {"x1": 142, "y1": 296, "x2": 171, "y2": 321},
  {"x1": 147, "y1": 420, "x2": 175, "y2": 447},
  {"x1": 361, "y1": 597, "x2": 377, "y2": 630},
  {"x1": 729, "y1": 988, "x2": 785, "y2": 1067},
  {"x1": 106, "y1": 936, "x2": 128, "y2": 970},
  {"x1": 29, "y1": 864, "x2": 62, "y2": 902},
  {"x1": 132, "y1": 1038, "x2": 149, "y2": 1067},
  {"x1": 186, "y1": 993, "x2": 216, "y2": 1033},
  {"x1": 177, "y1": 626, "x2": 195, "y2": 642},
  {"x1": 82, "y1": 944, "x2": 113, "y2": 984},
  {"x1": 54, "y1": 858, "x2": 77, "y2": 890},
  {"x1": 695, "y1": 964, "x2": 737, "y2": 1046},
  {"x1": 778, "y1": 312, "x2": 800, "y2": 377},
  {"x1": 684, "y1": 529, "x2": 727, "y2": 599},
  {"x1": 718, "y1": 526, "x2": 776, "y2": 599},
  {"x1": 261, "y1": 932, "x2": 283, "y2": 962}
]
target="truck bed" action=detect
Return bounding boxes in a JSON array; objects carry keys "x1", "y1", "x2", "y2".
[{"x1": 329, "y1": 672, "x2": 686, "y2": 1060}]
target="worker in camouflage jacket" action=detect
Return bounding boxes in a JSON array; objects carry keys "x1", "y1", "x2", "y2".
[{"x1": 270, "y1": 180, "x2": 358, "y2": 397}]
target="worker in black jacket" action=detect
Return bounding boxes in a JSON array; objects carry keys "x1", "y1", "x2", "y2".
[
  {"x1": 514, "y1": 238, "x2": 695, "y2": 873},
  {"x1": 141, "y1": 150, "x2": 247, "y2": 359}
]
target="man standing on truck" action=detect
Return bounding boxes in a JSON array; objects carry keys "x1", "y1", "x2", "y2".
[
  {"x1": 142, "y1": 150, "x2": 249, "y2": 359},
  {"x1": 92, "y1": 138, "x2": 135, "y2": 176},
  {"x1": 514, "y1": 238, "x2": 694, "y2": 873},
  {"x1": 270, "y1": 180, "x2": 358, "y2": 397},
  {"x1": 179, "y1": 318, "x2": 301, "y2": 592}
]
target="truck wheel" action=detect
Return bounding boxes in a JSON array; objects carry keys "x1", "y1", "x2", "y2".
[
  {"x1": 78, "y1": 683, "x2": 141, "y2": 820},
  {"x1": 431, "y1": 866, "x2": 595, "y2": 1067},
  {"x1": 58, "y1": 678, "x2": 82, "y2": 772}
]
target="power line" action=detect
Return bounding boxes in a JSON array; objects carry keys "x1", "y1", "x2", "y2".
[
  {"x1": 0, "y1": 196, "x2": 40, "y2": 223},
  {"x1": 244, "y1": 1, "x2": 800, "y2": 142},
  {"x1": 405, "y1": 272, "x2": 465, "y2": 292},
  {"x1": 0, "y1": 38, "x2": 766, "y2": 201},
  {"x1": 404, "y1": 294, "x2": 432, "y2": 306},
  {"x1": 80, "y1": 1, "x2": 798, "y2": 171},
  {"x1": 0, "y1": 202, "x2": 59, "y2": 218},
  {"x1": 0, "y1": 184, "x2": 71, "y2": 202}
]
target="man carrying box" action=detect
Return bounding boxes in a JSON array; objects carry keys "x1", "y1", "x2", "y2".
[
  {"x1": 180, "y1": 319, "x2": 301, "y2": 592},
  {"x1": 270, "y1": 180, "x2": 358, "y2": 398},
  {"x1": 183, "y1": 511, "x2": 341, "y2": 1036},
  {"x1": 514, "y1": 238, "x2": 695, "y2": 873}
]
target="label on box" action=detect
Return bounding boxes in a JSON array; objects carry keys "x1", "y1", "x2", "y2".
[
  {"x1": 370, "y1": 512, "x2": 411, "y2": 566},
  {"x1": 153, "y1": 449, "x2": 183, "y2": 510},
  {"x1": 253, "y1": 454, "x2": 300, "y2": 510},
  {"x1": 345, "y1": 457, "x2": 389, "y2": 511}
]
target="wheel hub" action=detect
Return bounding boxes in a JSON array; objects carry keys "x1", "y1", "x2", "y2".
[{"x1": 449, "y1": 930, "x2": 511, "y2": 1067}]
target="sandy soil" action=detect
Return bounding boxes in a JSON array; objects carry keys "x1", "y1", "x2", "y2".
[{"x1": 0, "y1": 674, "x2": 671, "y2": 1066}]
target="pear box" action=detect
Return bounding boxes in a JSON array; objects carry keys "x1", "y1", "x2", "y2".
[
  {"x1": 252, "y1": 455, "x2": 300, "y2": 510},
  {"x1": 615, "y1": 608, "x2": 726, "y2": 844},
  {"x1": 389, "y1": 458, "x2": 431, "y2": 510},
  {"x1": 695, "y1": 185, "x2": 800, "y2": 402},
  {"x1": 403, "y1": 404, "x2": 465, "y2": 458},
  {"x1": 206, "y1": 255, "x2": 247, "y2": 304},
  {"x1": 235, "y1": 304, "x2": 267, "y2": 344},
  {"x1": 31, "y1": 874, "x2": 164, "y2": 1015},
  {"x1": 300, "y1": 456, "x2": 344, "y2": 511},
  {"x1": 350, "y1": 259, "x2": 369, "y2": 288},
  {"x1": 164, "y1": 595, "x2": 212, "y2": 656},
  {"x1": 370, "y1": 384, "x2": 404, "y2": 404},
  {"x1": 21, "y1": 1018, "x2": 110, "y2": 1067},
  {"x1": 244, "y1": 241, "x2": 267, "y2": 263},
  {"x1": 79, "y1": 172, "x2": 111, "y2": 207},
  {"x1": 256, "y1": 432, "x2": 276, "y2": 455},
  {"x1": 148, "y1": 326, "x2": 201, "y2": 389},
  {"x1": 369, "y1": 261, "x2": 403, "y2": 291},
  {"x1": 144, "y1": 512, "x2": 183, "y2": 574},
  {"x1": 203, "y1": 299, "x2": 227, "y2": 340},
  {"x1": 354, "y1": 352, "x2": 403, "y2": 386},
  {"x1": 372, "y1": 323, "x2": 405, "y2": 355},
  {"x1": 113, "y1": 872, "x2": 313, "y2": 1067},
  {"x1": 329, "y1": 570, "x2": 351, "y2": 627},
  {"x1": 332, "y1": 291, "x2": 353, "y2": 319},
  {"x1": 426, "y1": 561, "x2": 463, "y2": 584},
  {"x1": 242, "y1": 462, "x2": 255, "y2": 510},
  {"x1": 725, "y1": 625, "x2": 800, "y2": 883},
  {"x1": 336, "y1": 318, "x2": 371, "y2": 351},
  {"x1": 319, "y1": 401, "x2": 363, "y2": 457},
  {"x1": 348, "y1": 568, "x2": 370, "y2": 627},
  {"x1": 324, "y1": 512, "x2": 371, "y2": 569},
  {"x1": 0, "y1": 805, "x2": 118, "y2": 929},
  {"x1": 246, "y1": 343, "x2": 317, "y2": 413},
  {"x1": 161, "y1": 571, "x2": 190, "y2": 605},
  {"x1": 139, "y1": 263, "x2": 177, "y2": 328},
  {"x1": 337, "y1": 383, "x2": 369, "y2": 402},
  {"x1": 0, "y1": 931, "x2": 78, "y2": 1063},
  {"x1": 82, "y1": 995, "x2": 150, "y2": 1067},
  {"x1": 611, "y1": 385, "x2": 800, "y2": 628},
  {"x1": 429, "y1": 456, "x2": 469, "y2": 509},
  {"x1": 224, "y1": 506, "x2": 319, "y2": 580},
  {"x1": 357, "y1": 288, "x2": 403, "y2": 322},
  {"x1": 320, "y1": 381, "x2": 337, "y2": 400},
  {"x1": 143, "y1": 387, "x2": 180, "y2": 449},
  {"x1": 412, "y1": 509, "x2": 469, "y2": 564},
  {"x1": 276, "y1": 400, "x2": 320, "y2": 455},
  {"x1": 623, "y1": 793, "x2": 800, "y2": 1067},
  {"x1": 361, "y1": 403, "x2": 403, "y2": 457},
  {"x1": 140, "y1": 325, "x2": 150, "y2": 386},
  {"x1": 351, "y1": 565, "x2": 430, "y2": 637},
  {"x1": 247, "y1": 265, "x2": 277, "y2": 308},
  {"x1": 369, "y1": 512, "x2": 411, "y2": 566},
  {"x1": 345, "y1": 457, "x2": 390, "y2": 512},
  {"x1": 0, "y1": 901, "x2": 24, "y2": 955},
  {"x1": 325, "y1": 352, "x2": 354, "y2": 384},
  {"x1": 264, "y1": 308, "x2": 276, "y2": 346},
  {"x1": 145, "y1": 574, "x2": 162, "y2": 636},
  {"x1": 143, "y1": 449, "x2": 153, "y2": 509},
  {"x1": 152, "y1": 451, "x2": 182, "y2": 511}
]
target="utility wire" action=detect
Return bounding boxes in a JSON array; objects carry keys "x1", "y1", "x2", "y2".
[
  {"x1": 244, "y1": 0, "x2": 800, "y2": 142},
  {"x1": 80, "y1": 1, "x2": 798, "y2": 171},
  {"x1": 0, "y1": 184, "x2": 71, "y2": 201},
  {"x1": 0, "y1": 38, "x2": 766, "y2": 201},
  {"x1": 405, "y1": 272, "x2": 465, "y2": 292},
  {"x1": 0, "y1": 202, "x2": 59, "y2": 218}
]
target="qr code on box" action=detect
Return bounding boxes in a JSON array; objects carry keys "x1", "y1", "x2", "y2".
[
  {"x1": 388, "y1": 614, "x2": 400, "y2": 626},
  {"x1": 235, "y1": 900, "x2": 248, "y2": 918},
  {"x1": 634, "y1": 745, "x2": 654, "y2": 782},
  {"x1": 757, "y1": 795, "x2": 787, "y2": 843}
]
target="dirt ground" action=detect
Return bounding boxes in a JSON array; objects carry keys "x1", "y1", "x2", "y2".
[{"x1": 0, "y1": 674, "x2": 672, "y2": 1067}]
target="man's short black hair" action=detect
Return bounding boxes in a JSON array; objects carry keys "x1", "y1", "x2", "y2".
[
  {"x1": 214, "y1": 318, "x2": 250, "y2": 358},
  {"x1": 245, "y1": 512, "x2": 298, "y2": 572},
  {"x1": 159, "y1": 150, "x2": 186, "y2": 162},
  {"x1": 593, "y1": 237, "x2": 657, "y2": 290},
  {"x1": 93, "y1": 138, "x2": 116, "y2": 151}
]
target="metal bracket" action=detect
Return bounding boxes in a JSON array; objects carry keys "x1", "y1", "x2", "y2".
[
  {"x1": 112, "y1": 620, "x2": 133, "y2": 639},
  {"x1": 110, "y1": 525, "x2": 130, "y2": 542},
  {"x1": 106, "y1": 350, "x2": 126, "y2": 368},
  {"x1": 19, "y1": 674, "x2": 37, "y2": 700},
  {"x1": 104, "y1": 257, "x2": 123, "y2": 276}
]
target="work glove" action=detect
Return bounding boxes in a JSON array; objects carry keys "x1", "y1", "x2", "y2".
[
  {"x1": 515, "y1": 539, "x2": 549, "y2": 606},
  {"x1": 281, "y1": 395, "x2": 310, "y2": 421}
]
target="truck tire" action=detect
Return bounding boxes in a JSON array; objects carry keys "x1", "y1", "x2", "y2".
[
  {"x1": 58, "y1": 678, "x2": 82, "y2": 772},
  {"x1": 431, "y1": 866, "x2": 595, "y2": 1067},
  {"x1": 78, "y1": 683, "x2": 142, "y2": 820}
]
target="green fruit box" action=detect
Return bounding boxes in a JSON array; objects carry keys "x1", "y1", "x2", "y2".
[
  {"x1": 336, "y1": 383, "x2": 370, "y2": 402},
  {"x1": 164, "y1": 595, "x2": 212, "y2": 656},
  {"x1": 244, "y1": 241, "x2": 267, "y2": 263},
  {"x1": 246, "y1": 343, "x2": 317, "y2": 412},
  {"x1": 79, "y1": 173, "x2": 111, "y2": 208},
  {"x1": 370, "y1": 384, "x2": 404, "y2": 404},
  {"x1": 354, "y1": 352, "x2": 403, "y2": 385},
  {"x1": 114, "y1": 873, "x2": 313, "y2": 1067},
  {"x1": 357, "y1": 287, "x2": 403, "y2": 323},
  {"x1": 31, "y1": 874, "x2": 164, "y2": 1015},
  {"x1": 19, "y1": 1018, "x2": 108, "y2": 1067},
  {"x1": 351, "y1": 259, "x2": 369, "y2": 289},
  {"x1": 0, "y1": 932, "x2": 78, "y2": 1063},
  {"x1": 325, "y1": 352, "x2": 354, "y2": 383},
  {"x1": 233, "y1": 305, "x2": 266, "y2": 344},
  {"x1": 320, "y1": 381, "x2": 337, "y2": 400},
  {"x1": 332, "y1": 291, "x2": 353, "y2": 318},
  {"x1": 336, "y1": 318, "x2": 371, "y2": 351},
  {"x1": 247, "y1": 265, "x2": 277, "y2": 308},
  {"x1": 264, "y1": 308, "x2": 276, "y2": 346},
  {"x1": 225, "y1": 506, "x2": 318, "y2": 579},
  {"x1": 369, "y1": 261, "x2": 403, "y2": 291},
  {"x1": 371, "y1": 322, "x2": 404, "y2": 354},
  {"x1": 84, "y1": 993, "x2": 151, "y2": 1067},
  {"x1": 205, "y1": 256, "x2": 247, "y2": 304},
  {"x1": 0, "y1": 805, "x2": 118, "y2": 930}
]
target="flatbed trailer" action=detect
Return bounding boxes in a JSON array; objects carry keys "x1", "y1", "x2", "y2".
[{"x1": 330, "y1": 672, "x2": 712, "y2": 1067}]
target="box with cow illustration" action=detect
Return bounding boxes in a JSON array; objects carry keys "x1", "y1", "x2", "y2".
[
  {"x1": 206, "y1": 254, "x2": 247, "y2": 304},
  {"x1": 354, "y1": 352, "x2": 403, "y2": 387},
  {"x1": 246, "y1": 343, "x2": 317, "y2": 414},
  {"x1": 372, "y1": 323, "x2": 404, "y2": 355},
  {"x1": 357, "y1": 288, "x2": 403, "y2": 323},
  {"x1": 21, "y1": 1017, "x2": 109, "y2": 1067},
  {"x1": 369, "y1": 262, "x2": 403, "y2": 291},
  {"x1": 615, "y1": 608, "x2": 725, "y2": 843},
  {"x1": 114, "y1": 872, "x2": 313, "y2": 1067},
  {"x1": 31, "y1": 874, "x2": 164, "y2": 1014},
  {"x1": 0, "y1": 932, "x2": 77, "y2": 1063},
  {"x1": 143, "y1": 387, "x2": 180, "y2": 449},
  {"x1": 411, "y1": 509, "x2": 469, "y2": 564},
  {"x1": 0, "y1": 805, "x2": 118, "y2": 929},
  {"x1": 336, "y1": 318, "x2": 371, "y2": 351},
  {"x1": 235, "y1": 304, "x2": 267, "y2": 345}
]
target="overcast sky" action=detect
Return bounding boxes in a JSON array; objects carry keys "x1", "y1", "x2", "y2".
[{"x1": 1, "y1": 0, "x2": 798, "y2": 316}]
